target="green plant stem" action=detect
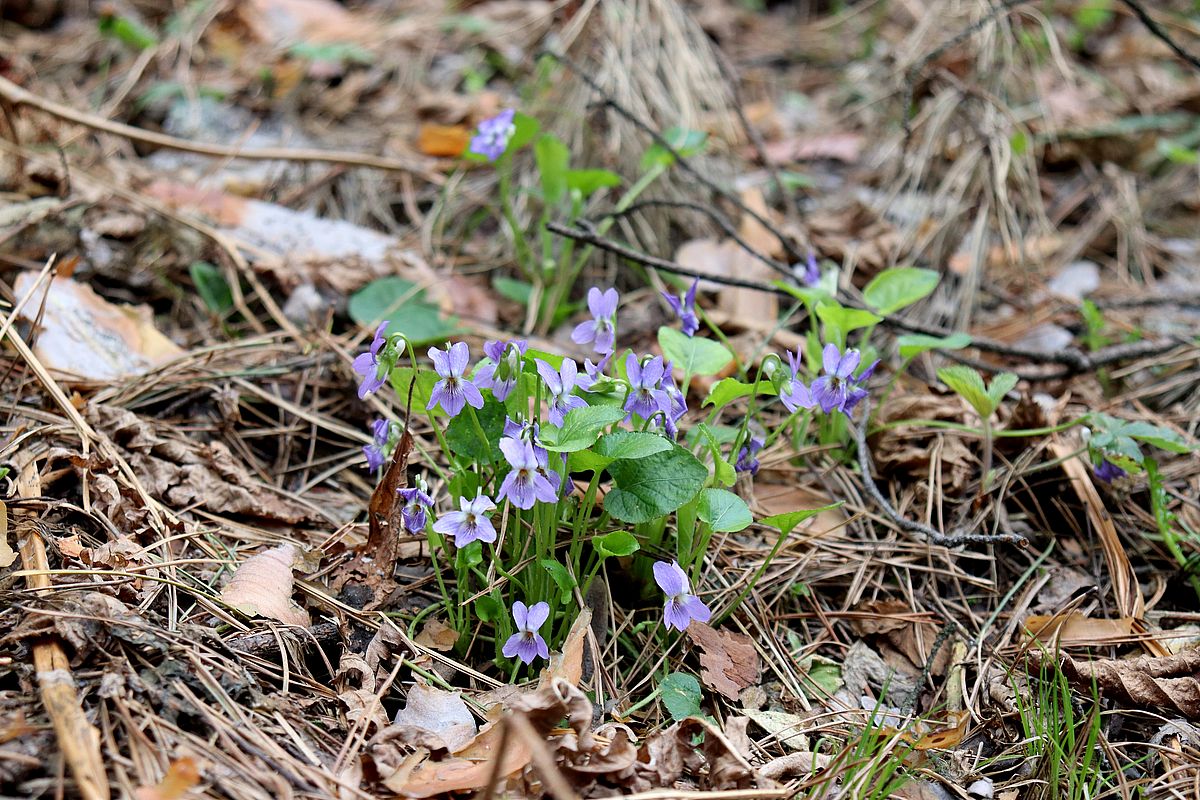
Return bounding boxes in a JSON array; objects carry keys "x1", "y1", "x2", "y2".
[
  {"x1": 497, "y1": 157, "x2": 535, "y2": 276},
  {"x1": 464, "y1": 404, "x2": 494, "y2": 465}
]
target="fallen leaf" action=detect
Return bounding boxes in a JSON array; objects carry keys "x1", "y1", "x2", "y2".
[
  {"x1": 220, "y1": 544, "x2": 310, "y2": 626},
  {"x1": 686, "y1": 622, "x2": 761, "y2": 701},
  {"x1": 743, "y1": 709, "x2": 810, "y2": 751},
  {"x1": 133, "y1": 758, "x2": 200, "y2": 800},
  {"x1": 414, "y1": 618, "x2": 458, "y2": 652},
  {"x1": 1057, "y1": 649, "x2": 1200, "y2": 717},
  {"x1": 1024, "y1": 614, "x2": 1135, "y2": 647},
  {"x1": 851, "y1": 600, "x2": 951, "y2": 676},
  {"x1": 418, "y1": 124, "x2": 469, "y2": 157},
  {"x1": 0, "y1": 501, "x2": 14, "y2": 569},
  {"x1": 14, "y1": 273, "x2": 182, "y2": 381},
  {"x1": 391, "y1": 683, "x2": 477, "y2": 753}
]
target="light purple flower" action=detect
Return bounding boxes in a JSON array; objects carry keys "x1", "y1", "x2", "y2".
[
  {"x1": 502, "y1": 601, "x2": 550, "y2": 664},
  {"x1": 735, "y1": 434, "x2": 764, "y2": 475},
  {"x1": 536, "y1": 358, "x2": 588, "y2": 426},
  {"x1": 663, "y1": 279, "x2": 700, "y2": 337},
  {"x1": 498, "y1": 438, "x2": 559, "y2": 509},
  {"x1": 475, "y1": 339, "x2": 527, "y2": 401},
  {"x1": 780, "y1": 349, "x2": 816, "y2": 413},
  {"x1": 576, "y1": 353, "x2": 612, "y2": 392},
  {"x1": 659, "y1": 360, "x2": 687, "y2": 439},
  {"x1": 427, "y1": 342, "x2": 485, "y2": 418},
  {"x1": 397, "y1": 476, "x2": 433, "y2": 533},
  {"x1": 469, "y1": 108, "x2": 516, "y2": 162},
  {"x1": 1094, "y1": 459, "x2": 1126, "y2": 484},
  {"x1": 432, "y1": 492, "x2": 497, "y2": 548},
  {"x1": 363, "y1": 418, "x2": 391, "y2": 471},
  {"x1": 653, "y1": 560, "x2": 711, "y2": 632},
  {"x1": 797, "y1": 251, "x2": 821, "y2": 287},
  {"x1": 810, "y1": 343, "x2": 877, "y2": 416},
  {"x1": 571, "y1": 287, "x2": 619, "y2": 355},
  {"x1": 353, "y1": 322, "x2": 391, "y2": 399},
  {"x1": 624, "y1": 354, "x2": 673, "y2": 422}
]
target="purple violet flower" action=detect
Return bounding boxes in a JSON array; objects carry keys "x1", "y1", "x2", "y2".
[
  {"x1": 476, "y1": 339, "x2": 527, "y2": 402},
  {"x1": 571, "y1": 287, "x2": 619, "y2": 355},
  {"x1": 810, "y1": 343, "x2": 877, "y2": 416},
  {"x1": 502, "y1": 601, "x2": 550, "y2": 664},
  {"x1": 653, "y1": 560, "x2": 711, "y2": 632},
  {"x1": 363, "y1": 418, "x2": 392, "y2": 471},
  {"x1": 798, "y1": 251, "x2": 821, "y2": 287},
  {"x1": 353, "y1": 322, "x2": 391, "y2": 399},
  {"x1": 736, "y1": 435, "x2": 764, "y2": 476},
  {"x1": 624, "y1": 354, "x2": 673, "y2": 421},
  {"x1": 432, "y1": 492, "x2": 497, "y2": 548},
  {"x1": 663, "y1": 279, "x2": 700, "y2": 337},
  {"x1": 469, "y1": 108, "x2": 516, "y2": 162},
  {"x1": 536, "y1": 358, "x2": 588, "y2": 426},
  {"x1": 427, "y1": 342, "x2": 485, "y2": 418},
  {"x1": 660, "y1": 360, "x2": 688, "y2": 438},
  {"x1": 396, "y1": 476, "x2": 433, "y2": 533},
  {"x1": 498, "y1": 437, "x2": 559, "y2": 509},
  {"x1": 576, "y1": 353, "x2": 612, "y2": 392},
  {"x1": 780, "y1": 349, "x2": 816, "y2": 413},
  {"x1": 1094, "y1": 459, "x2": 1126, "y2": 484}
]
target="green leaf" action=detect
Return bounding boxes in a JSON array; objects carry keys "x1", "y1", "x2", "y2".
[
  {"x1": 896, "y1": 332, "x2": 972, "y2": 359},
  {"x1": 593, "y1": 431, "x2": 673, "y2": 461},
  {"x1": 1157, "y1": 139, "x2": 1199, "y2": 165},
  {"x1": 761, "y1": 503, "x2": 843, "y2": 537},
  {"x1": 595, "y1": 531, "x2": 640, "y2": 559},
  {"x1": 1120, "y1": 421, "x2": 1194, "y2": 454},
  {"x1": 535, "y1": 134, "x2": 570, "y2": 205},
  {"x1": 605, "y1": 445, "x2": 708, "y2": 524},
  {"x1": 189, "y1": 261, "x2": 234, "y2": 315},
  {"x1": 641, "y1": 126, "x2": 708, "y2": 171},
  {"x1": 815, "y1": 301, "x2": 882, "y2": 347},
  {"x1": 660, "y1": 672, "x2": 703, "y2": 721},
  {"x1": 349, "y1": 277, "x2": 460, "y2": 346},
  {"x1": 493, "y1": 276, "x2": 534, "y2": 306},
  {"x1": 540, "y1": 559, "x2": 576, "y2": 604},
  {"x1": 565, "y1": 169, "x2": 622, "y2": 197},
  {"x1": 475, "y1": 595, "x2": 504, "y2": 623},
  {"x1": 540, "y1": 405, "x2": 627, "y2": 453},
  {"x1": 445, "y1": 397, "x2": 505, "y2": 462},
  {"x1": 567, "y1": 448, "x2": 614, "y2": 474},
  {"x1": 697, "y1": 489, "x2": 752, "y2": 532},
  {"x1": 1010, "y1": 129, "x2": 1029, "y2": 156},
  {"x1": 986, "y1": 372, "x2": 1019, "y2": 411},
  {"x1": 863, "y1": 267, "x2": 940, "y2": 315},
  {"x1": 388, "y1": 367, "x2": 442, "y2": 415},
  {"x1": 658, "y1": 327, "x2": 733, "y2": 377},
  {"x1": 695, "y1": 423, "x2": 736, "y2": 488},
  {"x1": 288, "y1": 41, "x2": 374, "y2": 65},
  {"x1": 508, "y1": 112, "x2": 541, "y2": 151},
  {"x1": 455, "y1": 540, "x2": 483, "y2": 571},
  {"x1": 937, "y1": 364, "x2": 993, "y2": 419},
  {"x1": 98, "y1": 14, "x2": 158, "y2": 49},
  {"x1": 703, "y1": 377, "x2": 777, "y2": 409}
]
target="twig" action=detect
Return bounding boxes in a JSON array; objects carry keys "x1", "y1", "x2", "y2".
[
  {"x1": 545, "y1": 220, "x2": 1190, "y2": 376},
  {"x1": 1117, "y1": 0, "x2": 1200, "y2": 73},
  {"x1": 0, "y1": 74, "x2": 443, "y2": 183},
  {"x1": 852, "y1": 400, "x2": 1027, "y2": 547},
  {"x1": 540, "y1": 50, "x2": 804, "y2": 264}
]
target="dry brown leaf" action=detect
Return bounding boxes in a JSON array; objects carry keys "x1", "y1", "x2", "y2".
[
  {"x1": 133, "y1": 758, "x2": 201, "y2": 800},
  {"x1": 417, "y1": 124, "x2": 469, "y2": 157},
  {"x1": 1024, "y1": 613, "x2": 1136, "y2": 647},
  {"x1": 1058, "y1": 649, "x2": 1200, "y2": 718},
  {"x1": 14, "y1": 273, "x2": 182, "y2": 381},
  {"x1": 851, "y1": 600, "x2": 951, "y2": 677},
  {"x1": 390, "y1": 683, "x2": 477, "y2": 753},
  {"x1": 686, "y1": 622, "x2": 761, "y2": 701},
  {"x1": 414, "y1": 618, "x2": 458, "y2": 652},
  {"x1": 631, "y1": 716, "x2": 763, "y2": 792},
  {"x1": 220, "y1": 544, "x2": 310, "y2": 626}
]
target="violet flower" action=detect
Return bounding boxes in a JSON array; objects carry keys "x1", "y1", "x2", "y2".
[
  {"x1": 397, "y1": 476, "x2": 433, "y2": 533},
  {"x1": 624, "y1": 354, "x2": 672, "y2": 421},
  {"x1": 502, "y1": 601, "x2": 550, "y2": 664},
  {"x1": 536, "y1": 358, "x2": 588, "y2": 426},
  {"x1": 663, "y1": 279, "x2": 700, "y2": 337},
  {"x1": 469, "y1": 108, "x2": 516, "y2": 162},
  {"x1": 353, "y1": 321, "x2": 391, "y2": 399},
  {"x1": 1094, "y1": 459, "x2": 1126, "y2": 484},
  {"x1": 571, "y1": 287, "x2": 619, "y2": 355},
  {"x1": 797, "y1": 251, "x2": 821, "y2": 287},
  {"x1": 653, "y1": 560, "x2": 711, "y2": 632},
  {"x1": 660, "y1": 360, "x2": 687, "y2": 439},
  {"x1": 735, "y1": 434, "x2": 764, "y2": 475},
  {"x1": 498, "y1": 437, "x2": 559, "y2": 509},
  {"x1": 432, "y1": 492, "x2": 497, "y2": 548},
  {"x1": 363, "y1": 418, "x2": 392, "y2": 471},
  {"x1": 576, "y1": 353, "x2": 612, "y2": 392},
  {"x1": 427, "y1": 342, "x2": 485, "y2": 418},
  {"x1": 780, "y1": 349, "x2": 816, "y2": 413},
  {"x1": 810, "y1": 343, "x2": 877, "y2": 416},
  {"x1": 476, "y1": 339, "x2": 527, "y2": 402}
]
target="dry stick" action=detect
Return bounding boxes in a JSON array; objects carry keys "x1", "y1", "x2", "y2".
[
  {"x1": 0, "y1": 74, "x2": 443, "y2": 183},
  {"x1": 852, "y1": 400, "x2": 1027, "y2": 547},
  {"x1": 1118, "y1": 0, "x2": 1200, "y2": 72},
  {"x1": 545, "y1": 220, "x2": 1189, "y2": 375},
  {"x1": 13, "y1": 459, "x2": 112, "y2": 800},
  {"x1": 540, "y1": 50, "x2": 805, "y2": 265}
]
